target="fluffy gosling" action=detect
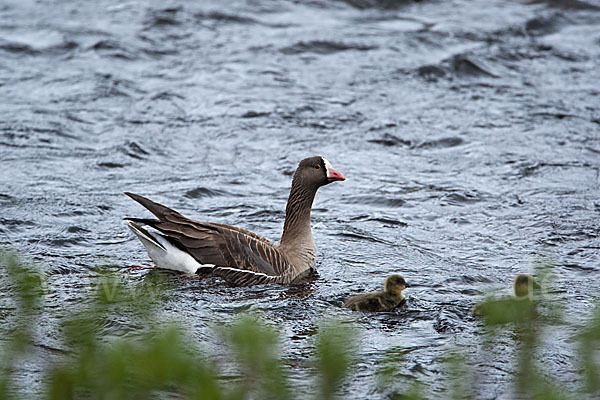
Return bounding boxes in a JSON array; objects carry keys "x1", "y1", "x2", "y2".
[
  {"x1": 473, "y1": 273, "x2": 541, "y2": 321},
  {"x1": 344, "y1": 274, "x2": 410, "y2": 312}
]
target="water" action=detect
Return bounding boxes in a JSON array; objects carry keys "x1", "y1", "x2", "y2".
[{"x1": 1, "y1": 0, "x2": 599, "y2": 397}]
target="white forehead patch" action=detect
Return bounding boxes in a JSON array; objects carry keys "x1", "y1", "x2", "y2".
[{"x1": 323, "y1": 158, "x2": 333, "y2": 176}]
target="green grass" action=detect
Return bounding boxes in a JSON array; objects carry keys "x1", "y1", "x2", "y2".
[{"x1": 1, "y1": 250, "x2": 599, "y2": 399}]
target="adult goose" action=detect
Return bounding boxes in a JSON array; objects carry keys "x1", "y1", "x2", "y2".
[{"x1": 125, "y1": 156, "x2": 345, "y2": 286}]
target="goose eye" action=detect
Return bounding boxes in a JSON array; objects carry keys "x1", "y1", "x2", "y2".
[{"x1": 313, "y1": 164, "x2": 321, "y2": 170}]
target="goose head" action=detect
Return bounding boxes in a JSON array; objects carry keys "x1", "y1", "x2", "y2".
[
  {"x1": 513, "y1": 274, "x2": 541, "y2": 299},
  {"x1": 384, "y1": 274, "x2": 410, "y2": 297},
  {"x1": 293, "y1": 156, "x2": 345, "y2": 190}
]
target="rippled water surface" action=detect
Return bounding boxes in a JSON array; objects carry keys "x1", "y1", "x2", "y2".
[{"x1": 1, "y1": 0, "x2": 599, "y2": 397}]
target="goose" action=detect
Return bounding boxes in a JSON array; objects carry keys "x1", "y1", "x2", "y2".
[
  {"x1": 125, "y1": 156, "x2": 345, "y2": 286},
  {"x1": 343, "y1": 274, "x2": 410, "y2": 312},
  {"x1": 473, "y1": 274, "x2": 541, "y2": 320}
]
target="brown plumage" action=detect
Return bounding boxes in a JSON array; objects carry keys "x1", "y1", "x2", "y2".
[
  {"x1": 125, "y1": 156, "x2": 345, "y2": 286},
  {"x1": 344, "y1": 274, "x2": 410, "y2": 312}
]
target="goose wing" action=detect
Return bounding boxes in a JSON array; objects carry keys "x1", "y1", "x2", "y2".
[{"x1": 125, "y1": 192, "x2": 296, "y2": 284}]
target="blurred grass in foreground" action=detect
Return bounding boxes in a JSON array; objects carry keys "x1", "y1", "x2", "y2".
[{"x1": 1, "y1": 250, "x2": 599, "y2": 399}]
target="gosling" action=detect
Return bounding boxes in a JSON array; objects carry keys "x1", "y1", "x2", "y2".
[
  {"x1": 344, "y1": 274, "x2": 410, "y2": 312},
  {"x1": 473, "y1": 273, "x2": 541, "y2": 318}
]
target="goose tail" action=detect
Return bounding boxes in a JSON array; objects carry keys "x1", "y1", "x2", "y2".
[
  {"x1": 124, "y1": 192, "x2": 181, "y2": 220},
  {"x1": 126, "y1": 221, "x2": 208, "y2": 274}
]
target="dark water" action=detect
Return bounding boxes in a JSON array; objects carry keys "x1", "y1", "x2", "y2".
[{"x1": 1, "y1": 0, "x2": 599, "y2": 397}]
